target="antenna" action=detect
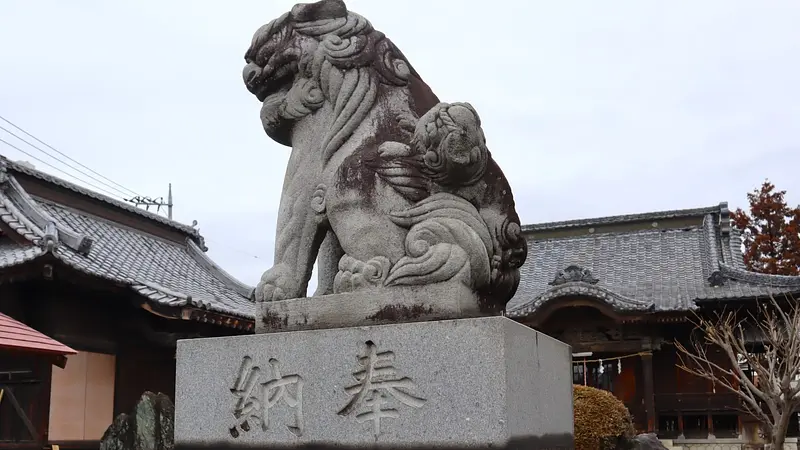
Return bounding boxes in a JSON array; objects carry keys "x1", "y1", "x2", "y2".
[{"x1": 126, "y1": 183, "x2": 174, "y2": 219}]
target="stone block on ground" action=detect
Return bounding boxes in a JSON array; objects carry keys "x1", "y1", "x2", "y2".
[
  {"x1": 632, "y1": 433, "x2": 669, "y2": 449},
  {"x1": 100, "y1": 391, "x2": 174, "y2": 450},
  {"x1": 175, "y1": 316, "x2": 573, "y2": 449}
]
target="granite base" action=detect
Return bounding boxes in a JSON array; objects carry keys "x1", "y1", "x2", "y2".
[{"x1": 175, "y1": 316, "x2": 573, "y2": 449}]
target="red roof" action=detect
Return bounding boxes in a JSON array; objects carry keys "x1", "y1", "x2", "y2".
[{"x1": 0, "y1": 312, "x2": 77, "y2": 356}]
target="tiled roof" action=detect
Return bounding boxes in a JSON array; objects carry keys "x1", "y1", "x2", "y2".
[
  {"x1": 0, "y1": 157, "x2": 256, "y2": 322},
  {"x1": 0, "y1": 238, "x2": 42, "y2": 268},
  {"x1": 507, "y1": 203, "x2": 800, "y2": 318},
  {"x1": 0, "y1": 311, "x2": 77, "y2": 356},
  {"x1": 3, "y1": 157, "x2": 204, "y2": 245}
]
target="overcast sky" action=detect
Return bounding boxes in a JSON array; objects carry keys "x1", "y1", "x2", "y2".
[{"x1": 1, "y1": 0, "x2": 799, "y2": 288}]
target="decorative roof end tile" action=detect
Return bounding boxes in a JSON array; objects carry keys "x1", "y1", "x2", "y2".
[
  {"x1": 76, "y1": 236, "x2": 93, "y2": 255},
  {"x1": 6, "y1": 176, "x2": 93, "y2": 255},
  {"x1": 549, "y1": 265, "x2": 599, "y2": 286},
  {"x1": 41, "y1": 221, "x2": 59, "y2": 253},
  {"x1": 708, "y1": 270, "x2": 725, "y2": 287},
  {"x1": 718, "y1": 202, "x2": 731, "y2": 236}
]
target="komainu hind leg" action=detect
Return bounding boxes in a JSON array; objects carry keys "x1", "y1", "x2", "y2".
[{"x1": 314, "y1": 229, "x2": 343, "y2": 296}]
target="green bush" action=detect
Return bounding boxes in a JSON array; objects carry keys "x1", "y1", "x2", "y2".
[{"x1": 573, "y1": 384, "x2": 635, "y2": 450}]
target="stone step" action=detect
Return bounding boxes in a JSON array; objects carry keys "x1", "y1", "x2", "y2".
[{"x1": 659, "y1": 439, "x2": 683, "y2": 450}]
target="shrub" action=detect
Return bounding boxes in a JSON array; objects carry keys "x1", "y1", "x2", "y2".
[{"x1": 573, "y1": 384, "x2": 635, "y2": 450}]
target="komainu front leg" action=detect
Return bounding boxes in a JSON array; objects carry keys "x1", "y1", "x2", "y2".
[
  {"x1": 255, "y1": 186, "x2": 328, "y2": 302},
  {"x1": 254, "y1": 262, "x2": 299, "y2": 303}
]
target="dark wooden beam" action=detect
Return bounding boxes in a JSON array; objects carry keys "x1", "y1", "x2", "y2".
[
  {"x1": 187, "y1": 309, "x2": 254, "y2": 332},
  {"x1": 51, "y1": 355, "x2": 67, "y2": 369},
  {"x1": 0, "y1": 384, "x2": 38, "y2": 442},
  {"x1": 569, "y1": 340, "x2": 650, "y2": 354},
  {"x1": 0, "y1": 444, "x2": 46, "y2": 450},
  {"x1": 38, "y1": 359, "x2": 52, "y2": 445},
  {"x1": 525, "y1": 297, "x2": 631, "y2": 327},
  {"x1": 642, "y1": 350, "x2": 656, "y2": 433}
]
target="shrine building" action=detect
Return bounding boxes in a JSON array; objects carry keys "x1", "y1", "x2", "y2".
[
  {"x1": 508, "y1": 202, "x2": 800, "y2": 444},
  {"x1": 0, "y1": 156, "x2": 255, "y2": 450}
]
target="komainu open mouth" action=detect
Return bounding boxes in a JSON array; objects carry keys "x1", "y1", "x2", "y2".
[{"x1": 244, "y1": 60, "x2": 298, "y2": 103}]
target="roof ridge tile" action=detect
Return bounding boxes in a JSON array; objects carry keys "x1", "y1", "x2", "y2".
[
  {"x1": 3, "y1": 174, "x2": 93, "y2": 254},
  {"x1": 522, "y1": 203, "x2": 725, "y2": 232},
  {"x1": 0, "y1": 155, "x2": 205, "y2": 247}
]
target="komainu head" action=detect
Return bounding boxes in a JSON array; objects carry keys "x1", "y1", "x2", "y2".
[{"x1": 242, "y1": 0, "x2": 426, "y2": 147}]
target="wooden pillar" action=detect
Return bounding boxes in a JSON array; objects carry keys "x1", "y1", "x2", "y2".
[
  {"x1": 642, "y1": 350, "x2": 656, "y2": 432},
  {"x1": 707, "y1": 413, "x2": 715, "y2": 439},
  {"x1": 38, "y1": 358, "x2": 53, "y2": 444},
  {"x1": 737, "y1": 415, "x2": 743, "y2": 439}
]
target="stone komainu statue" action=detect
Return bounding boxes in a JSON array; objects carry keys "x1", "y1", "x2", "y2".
[{"x1": 244, "y1": 0, "x2": 527, "y2": 315}]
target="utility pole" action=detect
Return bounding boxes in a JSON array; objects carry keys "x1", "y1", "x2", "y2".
[
  {"x1": 125, "y1": 183, "x2": 174, "y2": 219},
  {"x1": 167, "y1": 183, "x2": 173, "y2": 220}
]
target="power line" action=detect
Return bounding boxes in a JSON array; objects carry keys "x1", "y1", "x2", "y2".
[
  {"x1": 0, "y1": 118, "x2": 266, "y2": 261},
  {"x1": 0, "y1": 124, "x2": 135, "y2": 199},
  {"x1": 0, "y1": 115, "x2": 140, "y2": 198},
  {"x1": 0, "y1": 114, "x2": 174, "y2": 217},
  {"x1": 204, "y1": 236, "x2": 265, "y2": 260},
  {"x1": 0, "y1": 136, "x2": 129, "y2": 200}
]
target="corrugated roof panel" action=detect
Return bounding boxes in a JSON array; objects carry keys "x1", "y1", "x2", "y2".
[{"x1": 0, "y1": 312, "x2": 77, "y2": 356}]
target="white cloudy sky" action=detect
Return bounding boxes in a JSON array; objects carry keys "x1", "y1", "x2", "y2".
[{"x1": 1, "y1": 0, "x2": 799, "y2": 287}]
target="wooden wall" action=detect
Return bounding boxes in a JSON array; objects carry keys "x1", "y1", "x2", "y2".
[
  {"x1": 0, "y1": 350, "x2": 51, "y2": 445},
  {"x1": 0, "y1": 276, "x2": 235, "y2": 447},
  {"x1": 653, "y1": 348, "x2": 680, "y2": 395},
  {"x1": 48, "y1": 351, "x2": 116, "y2": 441},
  {"x1": 114, "y1": 346, "x2": 176, "y2": 416}
]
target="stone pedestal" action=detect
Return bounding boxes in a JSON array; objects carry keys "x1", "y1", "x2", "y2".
[{"x1": 174, "y1": 316, "x2": 574, "y2": 449}]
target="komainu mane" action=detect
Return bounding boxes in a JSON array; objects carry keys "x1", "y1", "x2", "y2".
[{"x1": 244, "y1": 0, "x2": 527, "y2": 317}]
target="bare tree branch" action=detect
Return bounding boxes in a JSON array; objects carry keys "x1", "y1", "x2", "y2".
[{"x1": 675, "y1": 294, "x2": 800, "y2": 448}]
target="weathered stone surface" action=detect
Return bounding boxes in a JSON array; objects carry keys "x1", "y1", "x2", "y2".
[
  {"x1": 631, "y1": 433, "x2": 668, "y2": 450},
  {"x1": 175, "y1": 317, "x2": 573, "y2": 448},
  {"x1": 243, "y1": 0, "x2": 528, "y2": 320},
  {"x1": 257, "y1": 281, "x2": 481, "y2": 333},
  {"x1": 100, "y1": 391, "x2": 174, "y2": 450}
]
